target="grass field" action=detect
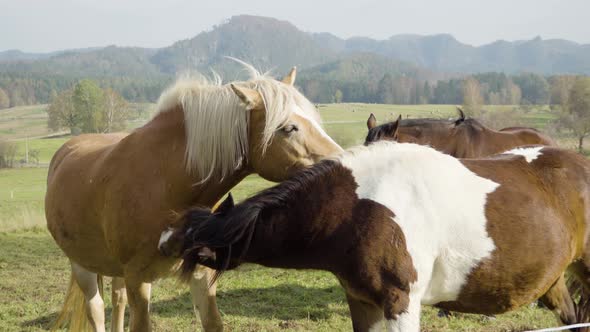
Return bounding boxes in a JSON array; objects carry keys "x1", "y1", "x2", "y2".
[
  {"x1": 0, "y1": 230, "x2": 556, "y2": 332},
  {"x1": 0, "y1": 105, "x2": 51, "y2": 140},
  {"x1": 0, "y1": 103, "x2": 565, "y2": 331}
]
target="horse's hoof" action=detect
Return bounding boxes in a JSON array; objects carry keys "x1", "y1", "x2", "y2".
[{"x1": 437, "y1": 309, "x2": 453, "y2": 318}]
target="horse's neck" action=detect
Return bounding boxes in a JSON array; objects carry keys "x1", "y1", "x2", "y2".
[
  {"x1": 484, "y1": 129, "x2": 524, "y2": 155},
  {"x1": 137, "y1": 107, "x2": 251, "y2": 208},
  {"x1": 242, "y1": 164, "x2": 356, "y2": 270},
  {"x1": 454, "y1": 126, "x2": 494, "y2": 157}
]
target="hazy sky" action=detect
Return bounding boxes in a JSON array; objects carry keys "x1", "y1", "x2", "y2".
[{"x1": 1, "y1": 0, "x2": 588, "y2": 52}]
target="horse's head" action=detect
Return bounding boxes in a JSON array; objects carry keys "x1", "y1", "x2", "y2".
[
  {"x1": 365, "y1": 108, "x2": 469, "y2": 149},
  {"x1": 159, "y1": 193, "x2": 252, "y2": 280},
  {"x1": 158, "y1": 208, "x2": 212, "y2": 260},
  {"x1": 231, "y1": 68, "x2": 343, "y2": 182},
  {"x1": 157, "y1": 62, "x2": 342, "y2": 183},
  {"x1": 158, "y1": 193, "x2": 236, "y2": 261},
  {"x1": 364, "y1": 114, "x2": 402, "y2": 145}
]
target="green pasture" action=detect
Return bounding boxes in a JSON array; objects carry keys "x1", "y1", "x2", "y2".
[
  {"x1": 13, "y1": 137, "x2": 70, "y2": 164},
  {"x1": 0, "y1": 103, "x2": 566, "y2": 331},
  {"x1": 0, "y1": 229, "x2": 556, "y2": 331},
  {"x1": 0, "y1": 105, "x2": 50, "y2": 140}
]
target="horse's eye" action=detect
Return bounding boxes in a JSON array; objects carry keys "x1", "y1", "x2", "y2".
[{"x1": 282, "y1": 124, "x2": 299, "y2": 134}]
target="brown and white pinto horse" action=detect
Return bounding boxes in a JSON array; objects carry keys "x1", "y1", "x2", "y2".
[
  {"x1": 161, "y1": 141, "x2": 590, "y2": 332},
  {"x1": 46, "y1": 63, "x2": 342, "y2": 332},
  {"x1": 365, "y1": 109, "x2": 556, "y2": 158}
]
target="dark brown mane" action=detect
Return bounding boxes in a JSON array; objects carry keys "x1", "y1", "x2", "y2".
[
  {"x1": 500, "y1": 126, "x2": 542, "y2": 133},
  {"x1": 179, "y1": 160, "x2": 343, "y2": 280}
]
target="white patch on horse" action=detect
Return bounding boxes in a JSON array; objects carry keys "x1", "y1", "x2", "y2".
[
  {"x1": 293, "y1": 107, "x2": 343, "y2": 152},
  {"x1": 340, "y1": 141, "x2": 499, "y2": 308},
  {"x1": 503, "y1": 146, "x2": 543, "y2": 163},
  {"x1": 385, "y1": 293, "x2": 422, "y2": 332},
  {"x1": 158, "y1": 228, "x2": 174, "y2": 249}
]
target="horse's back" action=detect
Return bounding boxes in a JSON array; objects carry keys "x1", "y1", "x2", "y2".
[
  {"x1": 443, "y1": 147, "x2": 590, "y2": 313},
  {"x1": 46, "y1": 133, "x2": 129, "y2": 275},
  {"x1": 499, "y1": 127, "x2": 557, "y2": 146},
  {"x1": 48, "y1": 133, "x2": 128, "y2": 182}
]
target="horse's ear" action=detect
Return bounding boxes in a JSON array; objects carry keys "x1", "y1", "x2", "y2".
[
  {"x1": 215, "y1": 193, "x2": 235, "y2": 214},
  {"x1": 282, "y1": 66, "x2": 297, "y2": 86},
  {"x1": 231, "y1": 84, "x2": 262, "y2": 110},
  {"x1": 390, "y1": 115, "x2": 401, "y2": 139},
  {"x1": 367, "y1": 113, "x2": 377, "y2": 129},
  {"x1": 456, "y1": 107, "x2": 466, "y2": 124}
]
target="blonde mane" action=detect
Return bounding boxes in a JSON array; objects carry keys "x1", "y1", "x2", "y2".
[{"x1": 155, "y1": 62, "x2": 321, "y2": 181}]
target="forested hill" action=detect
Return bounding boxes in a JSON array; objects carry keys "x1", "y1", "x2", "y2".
[
  {"x1": 312, "y1": 34, "x2": 590, "y2": 75},
  {"x1": 1, "y1": 15, "x2": 588, "y2": 106}
]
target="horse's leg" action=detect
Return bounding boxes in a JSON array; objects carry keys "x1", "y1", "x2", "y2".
[
  {"x1": 538, "y1": 274, "x2": 576, "y2": 325},
  {"x1": 345, "y1": 293, "x2": 384, "y2": 332},
  {"x1": 126, "y1": 279, "x2": 152, "y2": 332},
  {"x1": 71, "y1": 262, "x2": 106, "y2": 332},
  {"x1": 111, "y1": 277, "x2": 127, "y2": 332},
  {"x1": 384, "y1": 290, "x2": 419, "y2": 332},
  {"x1": 190, "y1": 266, "x2": 223, "y2": 332}
]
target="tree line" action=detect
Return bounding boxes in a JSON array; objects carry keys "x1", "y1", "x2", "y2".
[
  {"x1": 298, "y1": 72, "x2": 572, "y2": 106},
  {"x1": 0, "y1": 73, "x2": 169, "y2": 109},
  {"x1": 0, "y1": 69, "x2": 585, "y2": 111}
]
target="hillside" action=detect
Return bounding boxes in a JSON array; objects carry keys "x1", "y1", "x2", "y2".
[
  {"x1": 151, "y1": 15, "x2": 336, "y2": 75},
  {"x1": 3, "y1": 15, "x2": 589, "y2": 78},
  {"x1": 0, "y1": 15, "x2": 589, "y2": 107},
  {"x1": 314, "y1": 34, "x2": 590, "y2": 74}
]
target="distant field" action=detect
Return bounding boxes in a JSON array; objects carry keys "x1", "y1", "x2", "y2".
[
  {"x1": 0, "y1": 104, "x2": 50, "y2": 140},
  {"x1": 0, "y1": 168, "x2": 47, "y2": 231},
  {"x1": 14, "y1": 137, "x2": 70, "y2": 164},
  {"x1": 0, "y1": 103, "x2": 561, "y2": 229},
  {"x1": 0, "y1": 103, "x2": 565, "y2": 331},
  {"x1": 0, "y1": 102, "x2": 155, "y2": 141}
]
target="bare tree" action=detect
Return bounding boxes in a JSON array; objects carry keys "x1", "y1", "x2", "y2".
[
  {"x1": 556, "y1": 77, "x2": 590, "y2": 152},
  {"x1": 0, "y1": 140, "x2": 18, "y2": 168},
  {"x1": 29, "y1": 149, "x2": 40, "y2": 165},
  {"x1": 508, "y1": 80, "x2": 522, "y2": 105},
  {"x1": 462, "y1": 77, "x2": 484, "y2": 116},
  {"x1": 0, "y1": 87, "x2": 9, "y2": 109},
  {"x1": 550, "y1": 75, "x2": 577, "y2": 110},
  {"x1": 100, "y1": 88, "x2": 129, "y2": 133},
  {"x1": 47, "y1": 89, "x2": 78, "y2": 134}
]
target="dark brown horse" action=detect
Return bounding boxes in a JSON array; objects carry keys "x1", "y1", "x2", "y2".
[
  {"x1": 365, "y1": 108, "x2": 556, "y2": 158},
  {"x1": 160, "y1": 141, "x2": 590, "y2": 332}
]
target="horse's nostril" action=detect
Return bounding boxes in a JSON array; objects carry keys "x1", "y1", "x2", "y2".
[{"x1": 159, "y1": 245, "x2": 168, "y2": 256}]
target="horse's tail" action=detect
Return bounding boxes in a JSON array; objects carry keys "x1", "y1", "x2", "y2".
[{"x1": 51, "y1": 272, "x2": 104, "y2": 331}]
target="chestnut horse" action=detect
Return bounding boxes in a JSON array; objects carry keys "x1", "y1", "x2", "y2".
[
  {"x1": 161, "y1": 141, "x2": 590, "y2": 332},
  {"x1": 46, "y1": 63, "x2": 342, "y2": 332},
  {"x1": 365, "y1": 108, "x2": 556, "y2": 158}
]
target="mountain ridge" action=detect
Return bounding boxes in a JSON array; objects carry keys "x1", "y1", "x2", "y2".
[{"x1": 2, "y1": 15, "x2": 589, "y2": 75}]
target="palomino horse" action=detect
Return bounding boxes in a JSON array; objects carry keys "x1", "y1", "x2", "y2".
[
  {"x1": 46, "y1": 63, "x2": 342, "y2": 332},
  {"x1": 365, "y1": 108, "x2": 556, "y2": 157},
  {"x1": 161, "y1": 141, "x2": 590, "y2": 332}
]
